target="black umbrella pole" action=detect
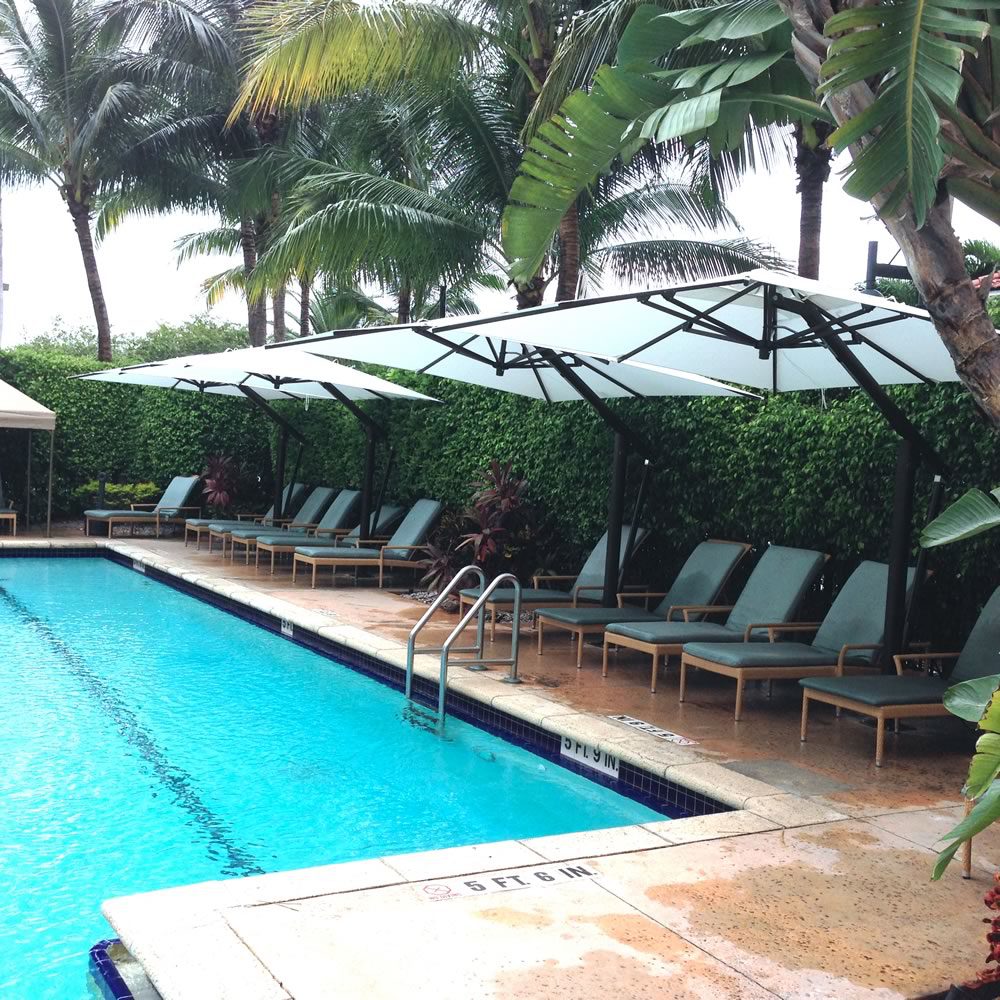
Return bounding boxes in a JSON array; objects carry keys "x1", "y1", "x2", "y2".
[
  {"x1": 902, "y1": 473, "x2": 944, "y2": 652},
  {"x1": 603, "y1": 432, "x2": 628, "y2": 607},
  {"x1": 274, "y1": 427, "x2": 289, "y2": 520},
  {"x1": 883, "y1": 438, "x2": 917, "y2": 670},
  {"x1": 360, "y1": 428, "x2": 377, "y2": 537}
]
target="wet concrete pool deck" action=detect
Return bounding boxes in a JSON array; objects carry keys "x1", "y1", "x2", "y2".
[{"x1": 6, "y1": 532, "x2": 996, "y2": 998}]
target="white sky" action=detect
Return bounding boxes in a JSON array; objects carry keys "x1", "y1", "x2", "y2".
[{"x1": 1, "y1": 151, "x2": 998, "y2": 347}]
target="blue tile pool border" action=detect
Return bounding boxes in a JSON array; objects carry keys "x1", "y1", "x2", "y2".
[
  {"x1": 3, "y1": 547, "x2": 730, "y2": 819},
  {"x1": 89, "y1": 939, "x2": 132, "y2": 1000}
]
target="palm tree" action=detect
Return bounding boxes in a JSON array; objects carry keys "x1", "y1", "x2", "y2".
[
  {"x1": 233, "y1": 0, "x2": 774, "y2": 310},
  {"x1": 0, "y1": 0, "x2": 211, "y2": 360}
]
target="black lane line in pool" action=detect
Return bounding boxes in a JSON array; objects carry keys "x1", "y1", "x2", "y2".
[{"x1": 0, "y1": 584, "x2": 264, "y2": 877}]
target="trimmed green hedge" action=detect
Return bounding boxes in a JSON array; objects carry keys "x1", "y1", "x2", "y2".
[{"x1": 1, "y1": 343, "x2": 998, "y2": 646}]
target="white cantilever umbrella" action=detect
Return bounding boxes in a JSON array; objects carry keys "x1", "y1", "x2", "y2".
[
  {"x1": 277, "y1": 269, "x2": 964, "y2": 651},
  {"x1": 75, "y1": 347, "x2": 438, "y2": 531},
  {"x1": 269, "y1": 314, "x2": 758, "y2": 607}
]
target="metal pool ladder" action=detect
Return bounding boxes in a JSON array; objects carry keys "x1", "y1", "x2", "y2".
[{"x1": 405, "y1": 565, "x2": 522, "y2": 723}]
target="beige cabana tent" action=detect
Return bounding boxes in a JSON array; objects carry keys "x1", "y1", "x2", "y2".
[{"x1": 0, "y1": 377, "x2": 55, "y2": 536}]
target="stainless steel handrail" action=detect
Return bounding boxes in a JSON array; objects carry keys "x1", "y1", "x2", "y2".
[
  {"x1": 405, "y1": 565, "x2": 485, "y2": 701},
  {"x1": 436, "y1": 573, "x2": 522, "y2": 718}
]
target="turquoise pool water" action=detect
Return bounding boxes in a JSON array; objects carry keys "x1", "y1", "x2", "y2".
[{"x1": 0, "y1": 556, "x2": 662, "y2": 998}]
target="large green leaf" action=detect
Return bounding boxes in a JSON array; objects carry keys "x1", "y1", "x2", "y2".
[
  {"x1": 966, "y1": 732, "x2": 1000, "y2": 798},
  {"x1": 502, "y1": 0, "x2": 825, "y2": 284},
  {"x1": 943, "y1": 673, "x2": 1000, "y2": 722},
  {"x1": 819, "y1": 0, "x2": 990, "y2": 226},
  {"x1": 933, "y1": 778, "x2": 1000, "y2": 879},
  {"x1": 920, "y1": 487, "x2": 1000, "y2": 547}
]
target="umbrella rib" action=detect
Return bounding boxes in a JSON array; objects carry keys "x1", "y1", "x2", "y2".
[
  {"x1": 659, "y1": 290, "x2": 762, "y2": 343},
  {"x1": 530, "y1": 358, "x2": 553, "y2": 403},
  {"x1": 574, "y1": 355, "x2": 644, "y2": 398},
  {"x1": 847, "y1": 333, "x2": 937, "y2": 385},
  {"x1": 416, "y1": 332, "x2": 493, "y2": 374}
]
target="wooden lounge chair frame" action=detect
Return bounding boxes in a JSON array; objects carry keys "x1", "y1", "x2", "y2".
[
  {"x1": 255, "y1": 525, "x2": 353, "y2": 573},
  {"x1": 536, "y1": 539, "x2": 752, "y2": 670},
  {"x1": 292, "y1": 540, "x2": 429, "y2": 588},
  {"x1": 85, "y1": 501, "x2": 202, "y2": 538},
  {"x1": 602, "y1": 550, "x2": 830, "y2": 691},
  {"x1": 800, "y1": 652, "x2": 957, "y2": 767},
  {"x1": 679, "y1": 623, "x2": 883, "y2": 721}
]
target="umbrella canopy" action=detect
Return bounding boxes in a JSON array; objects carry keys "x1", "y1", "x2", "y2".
[
  {"x1": 274, "y1": 311, "x2": 757, "y2": 608},
  {"x1": 290, "y1": 270, "x2": 957, "y2": 394},
  {"x1": 0, "y1": 377, "x2": 56, "y2": 431},
  {"x1": 74, "y1": 347, "x2": 438, "y2": 530},
  {"x1": 284, "y1": 270, "x2": 966, "y2": 650},
  {"x1": 0, "y1": 377, "x2": 56, "y2": 537},
  {"x1": 74, "y1": 347, "x2": 437, "y2": 403}
]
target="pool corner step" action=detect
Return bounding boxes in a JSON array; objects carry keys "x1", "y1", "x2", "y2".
[{"x1": 90, "y1": 938, "x2": 160, "y2": 1000}]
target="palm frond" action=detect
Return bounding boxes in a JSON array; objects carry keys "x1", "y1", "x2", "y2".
[
  {"x1": 232, "y1": 1, "x2": 485, "y2": 120},
  {"x1": 175, "y1": 226, "x2": 244, "y2": 265}
]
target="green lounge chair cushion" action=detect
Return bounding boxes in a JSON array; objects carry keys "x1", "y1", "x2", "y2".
[
  {"x1": 460, "y1": 587, "x2": 577, "y2": 604},
  {"x1": 382, "y1": 499, "x2": 443, "y2": 560},
  {"x1": 462, "y1": 524, "x2": 648, "y2": 605},
  {"x1": 608, "y1": 620, "x2": 747, "y2": 645},
  {"x1": 228, "y1": 487, "x2": 336, "y2": 540},
  {"x1": 725, "y1": 545, "x2": 827, "y2": 634},
  {"x1": 682, "y1": 640, "x2": 870, "y2": 668},
  {"x1": 295, "y1": 546, "x2": 380, "y2": 560},
  {"x1": 800, "y1": 675, "x2": 949, "y2": 706},
  {"x1": 315, "y1": 489, "x2": 361, "y2": 533},
  {"x1": 951, "y1": 585, "x2": 1000, "y2": 683},
  {"x1": 269, "y1": 505, "x2": 405, "y2": 549},
  {"x1": 184, "y1": 483, "x2": 304, "y2": 529},
  {"x1": 651, "y1": 540, "x2": 749, "y2": 619},
  {"x1": 85, "y1": 508, "x2": 159, "y2": 520},
  {"x1": 87, "y1": 475, "x2": 200, "y2": 519},
  {"x1": 538, "y1": 607, "x2": 663, "y2": 627}
]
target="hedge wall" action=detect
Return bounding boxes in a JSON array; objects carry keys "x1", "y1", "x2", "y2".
[{"x1": 1, "y1": 344, "x2": 998, "y2": 646}]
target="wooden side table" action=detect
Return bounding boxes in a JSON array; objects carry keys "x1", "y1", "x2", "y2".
[{"x1": 0, "y1": 511, "x2": 16, "y2": 536}]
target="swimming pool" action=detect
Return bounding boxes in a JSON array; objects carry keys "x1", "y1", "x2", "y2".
[{"x1": 0, "y1": 556, "x2": 665, "y2": 998}]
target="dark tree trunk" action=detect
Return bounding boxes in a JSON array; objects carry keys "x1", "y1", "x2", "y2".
[
  {"x1": 515, "y1": 276, "x2": 547, "y2": 309},
  {"x1": 794, "y1": 122, "x2": 833, "y2": 280},
  {"x1": 780, "y1": 0, "x2": 1000, "y2": 426},
  {"x1": 299, "y1": 273, "x2": 311, "y2": 337},
  {"x1": 272, "y1": 285, "x2": 286, "y2": 342},
  {"x1": 555, "y1": 202, "x2": 581, "y2": 300},
  {"x1": 65, "y1": 193, "x2": 112, "y2": 361},
  {"x1": 241, "y1": 216, "x2": 267, "y2": 347},
  {"x1": 397, "y1": 283, "x2": 412, "y2": 324}
]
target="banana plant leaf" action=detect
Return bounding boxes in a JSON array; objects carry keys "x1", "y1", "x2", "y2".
[{"x1": 920, "y1": 487, "x2": 1000, "y2": 548}]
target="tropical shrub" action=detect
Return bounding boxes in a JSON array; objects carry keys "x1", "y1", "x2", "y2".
[{"x1": 70, "y1": 480, "x2": 161, "y2": 510}]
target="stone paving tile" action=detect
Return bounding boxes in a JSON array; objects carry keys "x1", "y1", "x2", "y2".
[
  {"x1": 223, "y1": 873, "x2": 778, "y2": 1000},
  {"x1": 743, "y1": 794, "x2": 850, "y2": 828},
  {"x1": 642, "y1": 811, "x2": 779, "y2": 845},
  {"x1": 381, "y1": 840, "x2": 548, "y2": 882},
  {"x1": 520, "y1": 824, "x2": 670, "y2": 862},
  {"x1": 591, "y1": 820, "x2": 989, "y2": 999}
]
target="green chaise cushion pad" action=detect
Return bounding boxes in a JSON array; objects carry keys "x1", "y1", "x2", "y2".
[
  {"x1": 682, "y1": 640, "x2": 873, "y2": 668},
  {"x1": 537, "y1": 607, "x2": 662, "y2": 626},
  {"x1": 295, "y1": 546, "x2": 380, "y2": 560},
  {"x1": 186, "y1": 518, "x2": 253, "y2": 527},
  {"x1": 460, "y1": 587, "x2": 576, "y2": 604},
  {"x1": 84, "y1": 509, "x2": 158, "y2": 519},
  {"x1": 799, "y1": 675, "x2": 949, "y2": 706},
  {"x1": 608, "y1": 621, "x2": 745, "y2": 645},
  {"x1": 255, "y1": 531, "x2": 321, "y2": 546}
]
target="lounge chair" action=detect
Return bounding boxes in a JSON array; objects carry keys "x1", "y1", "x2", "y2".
[
  {"x1": 227, "y1": 486, "x2": 337, "y2": 563},
  {"x1": 84, "y1": 475, "x2": 201, "y2": 538},
  {"x1": 184, "y1": 482, "x2": 306, "y2": 550},
  {"x1": 800, "y1": 585, "x2": 1000, "y2": 767},
  {"x1": 255, "y1": 492, "x2": 399, "y2": 574},
  {"x1": 678, "y1": 560, "x2": 914, "y2": 721},
  {"x1": 292, "y1": 499, "x2": 443, "y2": 588},
  {"x1": 535, "y1": 539, "x2": 751, "y2": 670},
  {"x1": 458, "y1": 525, "x2": 650, "y2": 640},
  {"x1": 205, "y1": 483, "x2": 308, "y2": 555},
  {"x1": 600, "y1": 544, "x2": 827, "y2": 691}
]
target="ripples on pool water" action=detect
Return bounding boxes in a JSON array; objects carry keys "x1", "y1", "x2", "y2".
[{"x1": 0, "y1": 556, "x2": 662, "y2": 998}]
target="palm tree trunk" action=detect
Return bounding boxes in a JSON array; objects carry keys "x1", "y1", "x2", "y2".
[
  {"x1": 273, "y1": 285, "x2": 286, "y2": 342},
  {"x1": 397, "y1": 283, "x2": 412, "y2": 324},
  {"x1": 794, "y1": 122, "x2": 833, "y2": 280},
  {"x1": 66, "y1": 195, "x2": 112, "y2": 362},
  {"x1": 781, "y1": 0, "x2": 1000, "y2": 426},
  {"x1": 299, "y1": 273, "x2": 311, "y2": 336},
  {"x1": 241, "y1": 216, "x2": 267, "y2": 347},
  {"x1": 555, "y1": 202, "x2": 581, "y2": 300}
]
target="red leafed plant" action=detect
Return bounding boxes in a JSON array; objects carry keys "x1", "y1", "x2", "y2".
[
  {"x1": 201, "y1": 454, "x2": 238, "y2": 513},
  {"x1": 960, "y1": 874, "x2": 1000, "y2": 991}
]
